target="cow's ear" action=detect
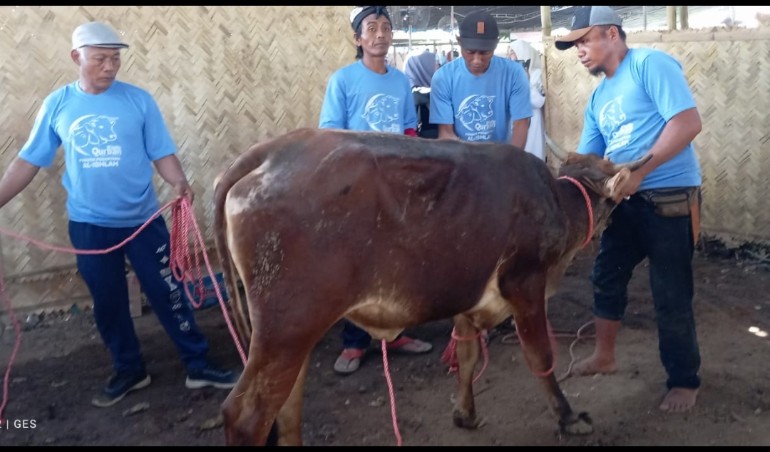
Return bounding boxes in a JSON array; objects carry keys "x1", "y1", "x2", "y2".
[{"x1": 604, "y1": 168, "x2": 631, "y2": 203}]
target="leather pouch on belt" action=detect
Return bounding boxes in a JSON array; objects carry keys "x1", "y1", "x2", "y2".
[{"x1": 644, "y1": 187, "x2": 698, "y2": 218}]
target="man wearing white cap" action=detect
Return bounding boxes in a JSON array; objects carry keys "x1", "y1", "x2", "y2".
[
  {"x1": 0, "y1": 21, "x2": 239, "y2": 407},
  {"x1": 555, "y1": 6, "x2": 703, "y2": 413}
]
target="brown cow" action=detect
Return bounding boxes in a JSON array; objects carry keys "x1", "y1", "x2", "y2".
[{"x1": 213, "y1": 127, "x2": 649, "y2": 446}]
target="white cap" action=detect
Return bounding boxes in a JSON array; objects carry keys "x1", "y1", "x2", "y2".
[{"x1": 71, "y1": 21, "x2": 129, "y2": 50}]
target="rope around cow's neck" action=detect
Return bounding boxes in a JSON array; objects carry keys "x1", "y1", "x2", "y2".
[{"x1": 557, "y1": 176, "x2": 594, "y2": 248}]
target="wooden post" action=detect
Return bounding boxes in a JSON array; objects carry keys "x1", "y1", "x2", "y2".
[
  {"x1": 539, "y1": 6, "x2": 551, "y2": 169},
  {"x1": 679, "y1": 6, "x2": 689, "y2": 30},
  {"x1": 667, "y1": 6, "x2": 677, "y2": 31},
  {"x1": 540, "y1": 5, "x2": 552, "y2": 37}
]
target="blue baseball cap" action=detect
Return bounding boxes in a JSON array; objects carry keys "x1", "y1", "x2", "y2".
[{"x1": 555, "y1": 6, "x2": 622, "y2": 50}]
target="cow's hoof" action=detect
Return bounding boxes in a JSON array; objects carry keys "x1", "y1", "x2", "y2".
[
  {"x1": 561, "y1": 411, "x2": 593, "y2": 435},
  {"x1": 452, "y1": 410, "x2": 480, "y2": 429}
]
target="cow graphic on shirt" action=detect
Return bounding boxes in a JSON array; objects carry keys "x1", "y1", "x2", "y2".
[
  {"x1": 69, "y1": 115, "x2": 119, "y2": 157},
  {"x1": 361, "y1": 94, "x2": 401, "y2": 133}
]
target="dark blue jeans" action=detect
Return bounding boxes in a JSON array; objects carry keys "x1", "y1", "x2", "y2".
[
  {"x1": 591, "y1": 194, "x2": 701, "y2": 390},
  {"x1": 342, "y1": 320, "x2": 405, "y2": 349},
  {"x1": 342, "y1": 320, "x2": 372, "y2": 349},
  {"x1": 69, "y1": 217, "x2": 209, "y2": 375}
]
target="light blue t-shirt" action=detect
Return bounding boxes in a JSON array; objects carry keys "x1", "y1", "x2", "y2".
[
  {"x1": 430, "y1": 55, "x2": 532, "y2": 143},
  {"x1": 577, "y1": 48, "x2": 702, "y2": 190},
  {"x1": 19, "y1": 81, "x2": 177, "y2": 227},
  {"x1": 319, "y1": 60, "x2": 417, "y2": 133}
]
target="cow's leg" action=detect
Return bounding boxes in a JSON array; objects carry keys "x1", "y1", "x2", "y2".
[
  {"x1": 222, "y1": 332, "x2": 318, "y2": 445},
  {"x1": 274, "y1": 355, "x2": 311, "y2": 445},
  {"x1": 450, "y1": 314, "x2": 482, "y2": 429},
  {"x1": 511, "y1": 294, "x2": 593, "y2": 435}
]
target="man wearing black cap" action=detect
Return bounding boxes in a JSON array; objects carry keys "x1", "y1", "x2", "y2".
[
  {"x1": 0, "y1": 21, "x2": 241, "y2": 408},
  {"x1": 556, "y1": 6, "x2": 703, "y2": 414},
  {"x1": 319, "y1": 6, "x2": 433, "y2": 376},
  {"x1": 430, "y1": 9, "x2": 532, "y2": 146}
]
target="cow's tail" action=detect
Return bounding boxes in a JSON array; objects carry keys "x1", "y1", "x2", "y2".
[{"x1": 212, "y1": 143, "x2": 271, "y2": 351}]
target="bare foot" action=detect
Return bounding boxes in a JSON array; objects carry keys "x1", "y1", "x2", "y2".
[
  {"x1": 659, "y1": 387, "x2": 698, "y2": 413},
  {"x1": 570, "y1": 353, "x2": 617, "y2": 376}
]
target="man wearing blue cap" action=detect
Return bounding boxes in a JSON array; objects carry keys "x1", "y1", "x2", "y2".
[
  {"x1": 556, "y1": 6, "x2": 703, "y2": 413},
  {"x1": 0, "y1": 21, "x2": 239, "y2": 408}
]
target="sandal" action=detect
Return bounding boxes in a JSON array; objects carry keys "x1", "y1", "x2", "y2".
[
  {"x1": 386, "y1": 336, "x2": 433, "y2": 354},
  {"x1": 333, "y1": 348, "x2": 366, "y2": 375}
]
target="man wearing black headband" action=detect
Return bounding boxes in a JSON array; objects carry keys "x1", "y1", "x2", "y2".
[{"x1": 319, "y1": 6, "x2": 433, "y2": 375}]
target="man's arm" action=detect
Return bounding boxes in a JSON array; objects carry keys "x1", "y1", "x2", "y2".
[
  {"x1": 437, "y1": 124, "x2": 459, "y2": 140},
  {"x1": 429, "y1": 69, "x2": 458, "y2": 140},
  {"x1": 153, "y1": 154, "x2": 194, "y2": 203},
  {"x1": 0, "y1": 157, "x2": 41, "y2": 209},
  {"x1": 318, "y1": 72, "x2": 347, "y2": 129},
  {"x1": 621, "y1": 107, "x2": 702, "y2": 197},
  {"x1": 507, "y1": 62, "x2": 533, "y2": 148},
  {"x1": 511, "y1": 118, "x2": 529, "y2": 148}
]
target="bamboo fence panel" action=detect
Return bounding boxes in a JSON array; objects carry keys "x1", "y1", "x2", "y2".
[{"x1": 0, "y1": 5, "x2": 353, "y2": 312}]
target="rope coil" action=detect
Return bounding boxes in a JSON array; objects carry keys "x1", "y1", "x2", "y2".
[{"x1": 0, "y1": 197, "x2": 246, "y2": 424}]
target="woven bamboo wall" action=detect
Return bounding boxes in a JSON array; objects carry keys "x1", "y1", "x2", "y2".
[
  {"x1": 0, "y1": 6, "x2": 353, "y2": 312},
  {"x1": 3, "y1": 10, "x2": 770, "y2": 312},
  {"x1": 543, "y1": 27, "x2": 770, "y2": 247}
]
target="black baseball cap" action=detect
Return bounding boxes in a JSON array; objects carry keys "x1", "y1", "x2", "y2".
[
  {"x1": 555, "y1": 6, "x2": 622, "y2": 50},
  {"x1": 458, "y1": 10, "x2": 499, "y2": 52}
]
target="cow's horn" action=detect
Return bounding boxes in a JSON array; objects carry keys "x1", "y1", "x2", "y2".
[
  {"x1": 544, "y1": 133, "x2": 569, "y2": 161},
  {"x1": 613, "y1": 154, "x2": 653, "y2": 172}
]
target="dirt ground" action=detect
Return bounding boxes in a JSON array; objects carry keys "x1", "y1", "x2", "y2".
[{"x1": 0, "y1": 240, "x2": 768, "y2": 446}]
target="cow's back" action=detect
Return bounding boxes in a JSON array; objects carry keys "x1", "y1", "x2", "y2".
[{"x1": 218, "y1": 128, "x2": 566, "y2": 325}]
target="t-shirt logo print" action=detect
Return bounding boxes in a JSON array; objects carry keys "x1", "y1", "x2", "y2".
[
  {"x1": 69, "y1": 114, "x2": 119, "y2": 157},
  {"x1": 599, "y1": 95, "x2": 635, "y2": 155},
  {"x1": 456, "y1": 94, "x2": 496, "y2": 136},
  {"x1": 361, "y1": 94, "x2": 401, "y2": 133},
  {"x1": 598, "y1": 96, "x2": 627, "y2": 138}
]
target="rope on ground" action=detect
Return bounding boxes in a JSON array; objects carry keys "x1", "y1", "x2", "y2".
[
  {"x1": 498, "y1": 318, "x2": 596, "y2": 383},
  {"x1": 0, "y1": 198, "x2": 178, "y2": 425},
  {"x1": 0, "y1": 197, "x2": 248, "y2": 425}
]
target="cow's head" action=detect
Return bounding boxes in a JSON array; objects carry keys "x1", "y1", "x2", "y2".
[
  {"x1": 557, "y1": 153, "x2": 650, "y2": 204},
  {"x1": 546, "y1": 134, "x2": 651, "y2": 237},
  {"x1": 546, "y1": 134, "x2": 650, "y2": 204}
]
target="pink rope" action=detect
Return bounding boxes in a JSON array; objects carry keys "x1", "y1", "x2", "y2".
[
  {"x1": 558, "y1": 175, "x2": 594, "y2": 248},
  {"x1": 0, "y1": 199, "x2": 176, "y2": 256},
  {"x1": 167, "y1": 198, "x2": 248, "y2": 366},
  {"x1": 380, "y1": 339, "x2": 403, "y2": 446},
  {"x1": 440, "y1": 327, "x2": 489, "y2": 384},
  {"x1": 0, "y1": 199, "x2": 175, "y2": 424},
  {"x1": 0, "y1": 277, "x2": 21, "y2": 427},
  {"x1": 0, "y1": 197, "x2": 248, "y2": 425}
]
